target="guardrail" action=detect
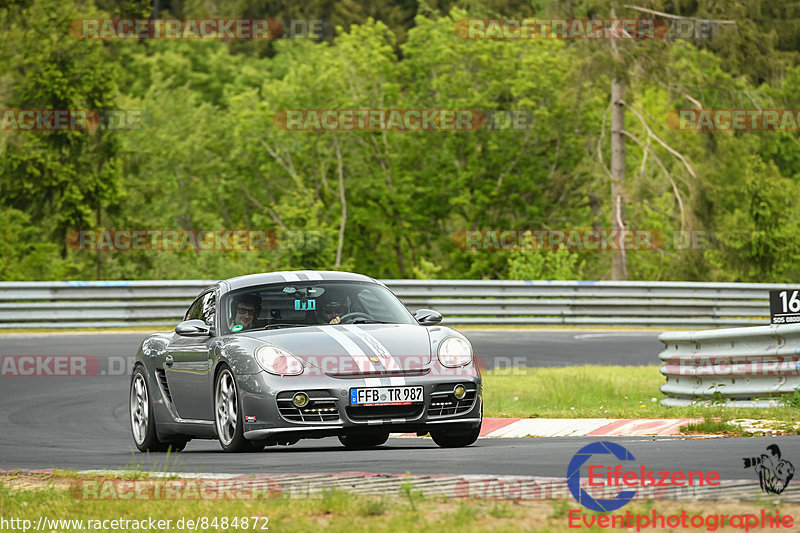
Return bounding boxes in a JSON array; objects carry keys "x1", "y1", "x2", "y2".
[
  {"x1": 658, "y1": 324, "x2": 800, "y2": 407},
  {"x1": 0, "y1": 279, "x2": 789, "y2": 329}
]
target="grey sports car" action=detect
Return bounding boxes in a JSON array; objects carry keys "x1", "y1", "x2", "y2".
[{"x1": 129, "y1": 270, "x2": 482, "y2": 452}]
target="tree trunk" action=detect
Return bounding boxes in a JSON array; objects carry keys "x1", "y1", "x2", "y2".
[
  {"x1": 96, "y1": 205, "x2": 102, "y2": 280},
  {"x1": 334, "y1": 135, "x2": 346, "y2": 268},
  {"x1": 610, "y1": 77, "x2": 627, "y2": 280}
]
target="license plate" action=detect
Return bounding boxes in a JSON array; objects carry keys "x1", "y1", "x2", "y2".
[{"x1": 350, "y1": 386, "x2": 424, "y2": 406}]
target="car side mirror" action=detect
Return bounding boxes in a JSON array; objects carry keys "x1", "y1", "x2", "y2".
[
  {"x1": 414, "y1": 308, "x2": 442, "y2": 326},
  {"x1": 175, "y1": 319, "x2": 212, "y2": 337}
]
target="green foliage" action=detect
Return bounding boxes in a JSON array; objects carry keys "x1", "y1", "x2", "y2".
[
  {"x1": 707, "y1": 156, "x2": 800, "y2": 281},
  {"x1": 0, "y1": 0, "x2": 122, "y2": 276},
  {"x1": 507, "y1": 247, "x2": 586, "y2": 280},
  {"x1": 399, "y1": 474, "x2": 423, "y2": 510},
  {"x1": 680, "y1": 417, "x2": 746, "y2": 435},
  {"x1": 0, "y1": 208, "x2": 69, "y2": 280},
  {"x1": 488, "y1": 503, "x2": 516, "y2": 519},
  {"x1": 358, "y1": 497, "x2": 389, "y2": 517},
  {"x1": 3, "y1": 1, "x2": 800, "y2": 282},
  {"x1": 783, "y1": 388, "x2": 800, "y2": 409}
]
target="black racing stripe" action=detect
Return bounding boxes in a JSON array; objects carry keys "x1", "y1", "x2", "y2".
[{"x1": 341, "y1": 328, "x2": 375, "y2": 357}]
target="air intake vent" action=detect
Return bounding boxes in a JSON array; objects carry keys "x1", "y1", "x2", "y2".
[
  {"x1": 346, "y1": 404, "x2": 423, "y2": 420},
  {"x1": 155, "y1": 369, "x2": 173, "y2": 403},
  {"x1": 277, "y1": 390, "x2": 340, "y2": 423},
  {"x1": 428, "y1": 384, "x2": 478, "y2": 418}
]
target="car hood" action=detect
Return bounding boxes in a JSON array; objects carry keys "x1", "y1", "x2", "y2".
[{"x1": 239, "y1": 324, "x2": 433, "y2": 374}]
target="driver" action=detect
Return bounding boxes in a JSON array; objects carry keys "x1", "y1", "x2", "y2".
[
  {"x1": 229, "y1": 293, "x2": 261, "y2": 331},
  {"x1": 319, "y1": 294, "x2": 348, "y2": 325}
]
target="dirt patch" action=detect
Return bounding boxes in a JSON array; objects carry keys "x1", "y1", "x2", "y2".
[{"x1": 1, "y1": 473, "x2": 74, "y2": 491}]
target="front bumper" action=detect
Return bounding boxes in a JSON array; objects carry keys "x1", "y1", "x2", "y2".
[{"x1": 238, "y1": 370, "x2": 482, "y2": 441}]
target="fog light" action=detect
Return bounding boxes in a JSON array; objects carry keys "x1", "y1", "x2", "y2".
[
  {"x1": 293, "y1": 392, "x2": 309, "y2": 407},
  {"x1": 454, "y1": 384, "x2": 466, "y2": 400}
]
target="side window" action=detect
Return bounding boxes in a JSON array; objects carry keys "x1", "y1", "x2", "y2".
[
  {"x1": 185, "y1": 295, "x2": 205, "y2": 321},
  {"x1": 201, "y1": 292, "x2": 216, "y2": 326}
]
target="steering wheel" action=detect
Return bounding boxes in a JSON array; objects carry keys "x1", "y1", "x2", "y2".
[{"x1": 337, "y1": 312, "x2": 372, "y2": 324}]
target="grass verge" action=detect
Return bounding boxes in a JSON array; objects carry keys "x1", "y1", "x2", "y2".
[
  {"x1": 482, "y1": 365, "x2": 800, "y2": 425},
  {"x1": 679, "y1": 417, "x2": 747, "y2": 436}
]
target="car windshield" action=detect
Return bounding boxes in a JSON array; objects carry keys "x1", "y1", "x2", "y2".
[{"x1": 222, "y1": 281, "x2": 416, "y2": 334}]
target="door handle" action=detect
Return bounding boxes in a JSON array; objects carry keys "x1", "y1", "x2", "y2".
[{"x1": 165, "y1": 355, "x2": 174, "y2": 368}]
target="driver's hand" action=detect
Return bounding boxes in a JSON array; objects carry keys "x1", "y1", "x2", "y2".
[{"x1": 329, "y1": 315, "x2": 341, "y2": 325}]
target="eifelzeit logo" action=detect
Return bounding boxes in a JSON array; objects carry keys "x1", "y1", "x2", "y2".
[{"x1": 743, "y1": 444, "x2": 795, "y2": 495}]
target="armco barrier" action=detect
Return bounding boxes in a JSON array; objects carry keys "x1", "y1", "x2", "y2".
[
  {"x1": 0, "y1": 279, "x2": 788, "y2": 329},
  {"x1": 659, "y1": 324, "x2": 800, "y2": 407}
]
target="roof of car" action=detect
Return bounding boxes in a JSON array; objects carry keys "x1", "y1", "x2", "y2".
[{"x1": 222, "y1": 271, "x2": 380, "y2": 291}]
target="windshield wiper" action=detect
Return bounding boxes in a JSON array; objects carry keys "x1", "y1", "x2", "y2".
[
  {"x1": 263, "y1": 323, "x2": 313, "y2": 330},
  {"x1": 350, "y1": 319, "x2": 392, "y2": 324}
]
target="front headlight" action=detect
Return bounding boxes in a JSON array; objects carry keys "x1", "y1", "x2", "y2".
[
  {"x1": 438, "y1": 336, "x2": 473, "y2": 367},
  {"x1": 255, "y1": 345, "x2": 304, "y2": 376}
]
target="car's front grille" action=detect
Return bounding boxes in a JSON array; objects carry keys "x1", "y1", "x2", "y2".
[
  {"x1": 428, "y1": 384, "x2": 478, "y2": 418},
  {"x1": 155, "y1": 368, "x2": 173, "y2": 403},
  {"x1": 345, "y1": 404, "x2": 424, "y2": 420},
  {"x1": 277, "y1": 390, "x2": 340, "y2": 423}
]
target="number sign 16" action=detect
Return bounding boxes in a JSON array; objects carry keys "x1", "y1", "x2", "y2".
[{"x1": 779, "y1": 290, "x2": 800, "y2": 313}]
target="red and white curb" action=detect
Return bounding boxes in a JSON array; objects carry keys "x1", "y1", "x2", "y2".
[{"x1": 394, "y1": 418, "x2": 705, "y2": 438}]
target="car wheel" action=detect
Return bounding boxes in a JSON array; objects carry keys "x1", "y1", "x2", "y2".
[
  {"x1": 130, "y1": 367, "x2": 185, "y2": 452},
  {"x1": 214, "y1": 366, "x2": 250, "y2": 452},
  {"x1": 338, "y1": 431, "x2": 390, "y2": 449},
  {"x1": 430, "y1": 426, "x2": 481, "y2": 448}
]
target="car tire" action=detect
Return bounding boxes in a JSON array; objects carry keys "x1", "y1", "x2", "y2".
[
  {"x1": 214, "y1": 366, "x2": 250, "y2": 452},
  {"x1": 430, "y1": 426, "x2": 481, "y2": 448},
  {"x1": 130, "y1": 366, "x2": 186, "y2": 452},
  {"x1": 338, "y1": 431, "x2": 390, "y2": 449}
]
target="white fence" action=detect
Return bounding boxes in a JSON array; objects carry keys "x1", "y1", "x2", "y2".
[
  {"x1": 659, "y1": 324, "x2": 800, "y2": 407},
  {"x1": 0, "y1": 279, "x2": 788, "y2": 329}
]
